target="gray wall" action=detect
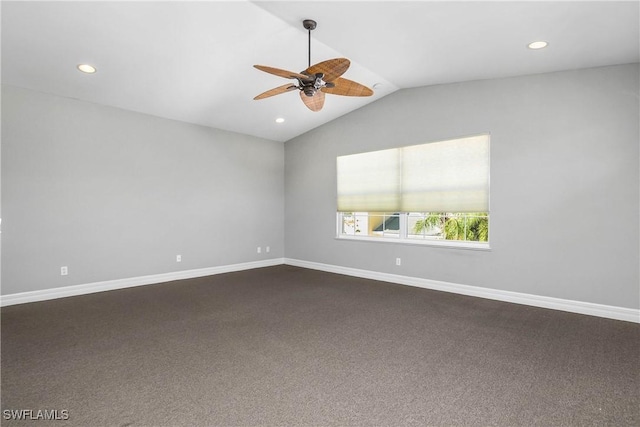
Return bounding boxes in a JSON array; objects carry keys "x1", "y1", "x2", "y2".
[
  {"x1": 2, "y1": 85, "x2": 284, "y2": 295},
  {"x1": 3, "y1": 64, "x2": 638, "y2": 309},
  {"x1": 284, "y1": 64, "x2": 639, "y2": 309}
]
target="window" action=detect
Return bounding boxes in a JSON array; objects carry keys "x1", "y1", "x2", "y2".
[
  {"x1": 336, "y1": 135, "x2": 490, "y2": 248},
  {"x1": 338, "y1": 211, "x2": 489, "y2": 244}
]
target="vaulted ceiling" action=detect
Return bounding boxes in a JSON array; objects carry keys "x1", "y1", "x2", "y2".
[{"x1": 2, "y1": 1, "x2": 638, "y2": 142}]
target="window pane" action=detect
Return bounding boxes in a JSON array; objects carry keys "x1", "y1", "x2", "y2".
[
  {"x1": 380, "y1": 213, "x2": 400, "y2": 238},
  {"x1": 367, "y1": 213, "x2": 397, "y2": 237},
  {"x1": 341, "y1": 212, "x2": 356, "y2": 235},
  {"x1": 354, "y1": 213, "x2": 369, "y2": 235},
  {"x1": 338, "y1": 210, "x2": 489, "y2": 244},
  {"x1": 408, "y1": 212, "x2": 444, "y2": 240},
  {"x1": 407, "y1": 212, "x2": 489, "y2": 242}
]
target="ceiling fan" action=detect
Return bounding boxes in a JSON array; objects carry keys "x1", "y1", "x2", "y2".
[{"x1": 253, "y1": 19, "x2": 373, "y2": 112}]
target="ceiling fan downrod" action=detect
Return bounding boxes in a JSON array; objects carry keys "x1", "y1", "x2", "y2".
[{"x1": 303, "y1": 19, "x2": 317, "y2": 69}]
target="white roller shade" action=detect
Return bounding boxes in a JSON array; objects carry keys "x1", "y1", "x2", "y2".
[
  {"x1": 336, "y1": 148, "x2": 401, "y2": 212},
  {"x1": 401, "y1": 135, "x2": 489, "y2": 212},
  {"x1": 337, "y1": 135, "x2": 489, "y2": 213}
]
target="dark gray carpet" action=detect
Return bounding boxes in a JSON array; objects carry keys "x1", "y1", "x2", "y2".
[{"x1": 1, "y1": 265, "x2": 639, "y2": 426}]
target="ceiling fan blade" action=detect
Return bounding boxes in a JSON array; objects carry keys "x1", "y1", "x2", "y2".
[
  {"x1": 254, "y1": 84, "x2": 298, "y2": 100},
  {"x1": 299, "y1": 90, "x2": 325, "y2": 112},
  {"x1": 254, "y1": 65, "x2": 309, "y2": 81},
  {"x1": 321, "y1": 77, "x2": 374, "y2": 97},
  {"x1": 305, "y1": 58, "x2": 350, "y2": 82}
]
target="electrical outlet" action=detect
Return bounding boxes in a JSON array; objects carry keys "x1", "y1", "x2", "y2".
[
  {"x1": 395, "y1": 258, "x2": 401, "y2": 266},
  {"x1": 257, "y1": 247, "x2": 261, "y2": 254},
  {"x1": 176, "y1": 254, "x2": 182, "y2": 262},
  {"x1": 61, "y1": 266, "x2": 68, "y2": 276},
  {"x1": 266, "y1": 246, "x2": 270, "y2": 253}
]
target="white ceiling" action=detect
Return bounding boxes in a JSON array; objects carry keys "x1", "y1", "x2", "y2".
[{"x1": 2, "y1": 1, "x2": 638, "y2": 142}]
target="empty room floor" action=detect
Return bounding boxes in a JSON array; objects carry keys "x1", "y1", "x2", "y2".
[{"x1": 2, "y1": 265, "x2": 638, "y2": 426}]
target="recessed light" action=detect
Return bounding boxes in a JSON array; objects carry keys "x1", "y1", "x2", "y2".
[
  {"x1": 275, "y1": 117, "x2": 285, "y2": 123},
  {"x1": 77, "y1": 64, "x2": 97, "y2": 74},
  {"x1": 527, "y1": 41, "x2": 548, "y2": 50}
]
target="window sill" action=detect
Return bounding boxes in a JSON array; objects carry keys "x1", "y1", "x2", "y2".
[{"x1": 335, "y1": 235, "x2": 491, "y2": 251}]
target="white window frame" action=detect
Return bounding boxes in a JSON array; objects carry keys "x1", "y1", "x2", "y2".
[{"x1": 335, "y1": 212, "x2": 490, "y2": 250}]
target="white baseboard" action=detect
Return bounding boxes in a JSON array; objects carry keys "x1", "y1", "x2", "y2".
[
  {"x1": 284, "y1": 258, "x2": 640, "y2": 324},
  {"x1": 0, "y1": 258, "x2": 285, "y2": 307},
  {"x1": 3, "y1": 257, "x2": 638, "y2": 323}
]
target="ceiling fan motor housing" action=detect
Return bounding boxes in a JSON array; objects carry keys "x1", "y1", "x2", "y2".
[{"x1": 301, "y1": 73, "x2": 324, "y2": 97}]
